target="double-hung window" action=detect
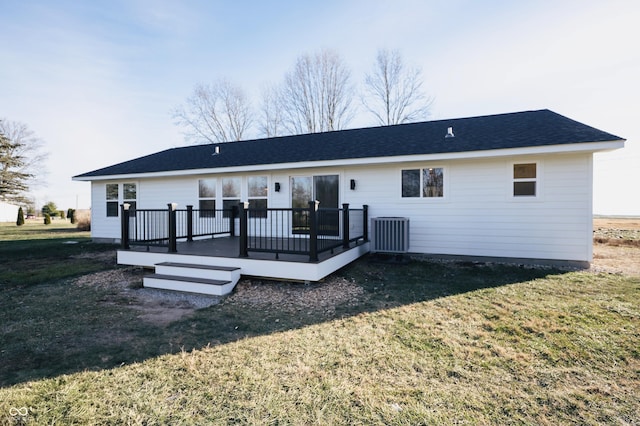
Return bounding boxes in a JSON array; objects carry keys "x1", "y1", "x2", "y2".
[
  {"x1": 106, "y1": 184, "x2": 119, "y2": 217},
  {"x1": 513, "y1": 163, "x2": 537, "y2": 197},
  {"x1": 401, "y1": 167, "x2": 444, "y2": 198},
  {"x1": 106, "y1": 183, "x2": 137, "y2": 217},
  {"x1": 123, "y1": 183, "x2": 137, "y2": 214},
  {"x1": 198, "y1": 179, "x2": 216, "y2": 218},
  {"x1": 222, "y1": 177, "x2": 241, "y2": 218},
  {"x1": 248, "y1": 176, "x2": 268, "y2": 218}
]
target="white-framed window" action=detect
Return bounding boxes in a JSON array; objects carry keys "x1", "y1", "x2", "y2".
[
  {"x1": 401, "y1": 167, "x2": 445, "y2": 198},
  {"x1": 198, "y1": 178, "x2": 216, "y2": 218},
  {"x1": 106, "y1": 182, "x2": 137, "y2": 217},
  {"x1": 222, "y1": 177, "x2": 241, "y2": 218},
  {"x1": 248, "y1": 176, "x2": 268, "y2": 218},
  {"x1": 513, "y1": 163, "x2": 537, "y2": 197},
  {"x1": 123, "y1": 183, "x2": 137, "y2": 213},
  {"x1": 106, "y1": 183, "x2": 119, "y2": 217}
]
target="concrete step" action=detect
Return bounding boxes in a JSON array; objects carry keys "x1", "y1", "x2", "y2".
[{"x1": 143, "y1": 273, "x2": 236, "y2": 296}]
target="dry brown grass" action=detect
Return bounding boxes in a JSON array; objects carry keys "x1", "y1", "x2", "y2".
[
  {"x1": 592, "y1": 217, "x2": 640, "y2": 276},
  {"x1": 74, "y1": 209, "x2": 91, "y2": 231}
]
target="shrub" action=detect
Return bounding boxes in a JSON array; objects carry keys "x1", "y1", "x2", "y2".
[
  {"x1": 16, "y1": 207, "x2": 25, "y2": 226},
  {"x1": 44, "y1": 213, "x2": 51, "y2": 225},
  {"x1": 42, "y1": 201, "x2": 58, "y2": 217},
  {"x1": 58, "y1": 210, "x2": 66, "y2": 220},
  {"x1": 75, "y1": 210, "x2": 91, "y2": 231},
  {"x1": 67, "y1": 208, "x2": 76, "y2": 224}
]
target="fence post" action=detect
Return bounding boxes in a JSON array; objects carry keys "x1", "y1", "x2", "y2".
[
  {"x1": 168, "y1": 203, "x2": 177, "y2": 253},
  {"x1": 230, "y1": 205, "x2": 237, "y2": 237},
  {"x1": 363, "y1": 205, "x2": 369, "y2": 242},
  {"x1": 186, "y1": 205, "x2": 193, "y2": 242},
  {"x1": 342, "y1": 203, "x2": 350, "y2": 249},
  {"x1": 239, "y1": 201, "x2": 249, "y2": 257},
  {"x1": 309, "y1": 200, "x2": 319, "y2": 262},
  {"x1": 120, "y1": 203, "x2": 130, "y2": 250}
]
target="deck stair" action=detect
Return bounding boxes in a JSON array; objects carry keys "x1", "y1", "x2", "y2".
[{"x1": 144, "y1": 262, "x2": 241, "y2": 296}]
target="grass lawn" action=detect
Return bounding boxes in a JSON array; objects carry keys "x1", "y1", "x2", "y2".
[{"x1": 0, "y1": 222, "x2": 638, "y2": 424}]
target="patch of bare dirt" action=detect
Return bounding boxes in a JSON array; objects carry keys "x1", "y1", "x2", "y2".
[{"x1": 73, "y1": 268, "x2": 219, "y2": 326}]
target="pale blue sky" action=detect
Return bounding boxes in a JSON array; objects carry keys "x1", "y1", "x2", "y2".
[{"x1": 1, "y1": 0, "x2": 638, "y2": 214}]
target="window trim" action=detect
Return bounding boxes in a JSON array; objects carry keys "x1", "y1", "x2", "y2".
[
  {"x1": 400, "y1": 165, "x2": 447, "y2": 200},
  {"x1": 247, "y1": 175, "x2": 269, "y2": 219},
  {"x1": 198, "y1": 178, "x2": 217, "y2": 218},
  {"x1": 222, "y1": 176, "x2": 241, "y2": 218},
  {"x1": 511, "y1": 161, "x2": 539, "y2": 199},
  {"x1": 105, "y1": 182, "x2": 137, "y2": 217},
  {"x1": 106, "y1": 183, "x2": 119, "y2": 217}
]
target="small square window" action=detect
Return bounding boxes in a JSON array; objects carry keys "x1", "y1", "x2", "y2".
[{"x1": 513, "y1": 163, "x2": 537, "y2": 197}]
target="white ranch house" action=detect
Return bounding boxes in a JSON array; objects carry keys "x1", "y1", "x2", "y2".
[{"x1": 74, "y1": 110, "x2": 624, "y2": 295}]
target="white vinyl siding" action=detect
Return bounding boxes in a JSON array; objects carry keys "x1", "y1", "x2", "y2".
[{"x1": 88, "y1": 153, "x2": 594, "y2": 262}]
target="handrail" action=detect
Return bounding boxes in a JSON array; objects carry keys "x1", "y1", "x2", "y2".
[{"x1": 121, "y1": 202, "x2": 369, "y2": 262}]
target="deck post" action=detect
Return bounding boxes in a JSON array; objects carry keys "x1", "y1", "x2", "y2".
[
  {"x1": 239, "y1": 201, "x2": 249, "y2": 257},
  {"x1": 186, "y1": 205, "x2": 194, "y2": 242},
  {"x1": 342, "y1": 203, "x2": 350, "y2": 249},
  {"x1": 168, "y1": 203, "x2": 177, "y2": 253},
  {"x1": 230, "y1": 205, "x2": 237, "y2": 237},
  {"x1": 309, "y1": 200, "x2": 319, "y2": 262},
  {"x1": 363, "y1": 204, "x2": 369, "y2": 242},
  {"x1": 120, "y1": 203, "x2": 130, "y2": 250}
]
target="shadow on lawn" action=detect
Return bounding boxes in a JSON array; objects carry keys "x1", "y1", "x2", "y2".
[{"x1": 0, "y1": 253, "x2": 564, "y2": 387}]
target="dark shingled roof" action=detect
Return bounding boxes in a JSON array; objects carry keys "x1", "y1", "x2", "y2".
[{"x1": 74, "y1": 109, "x2": 623, "y2": 178}]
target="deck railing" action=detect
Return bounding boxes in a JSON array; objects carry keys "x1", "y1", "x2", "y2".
[
  {"x1": 121, "y1": 203, "x2": 235, "y2": 252},
  {"x1": 121, "y1": 202, "x2": 368, "y2": 262}
]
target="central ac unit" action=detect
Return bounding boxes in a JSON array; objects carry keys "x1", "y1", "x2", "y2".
[{"x1": 371, "y1": 217, "x2": 410, "y2": 253}]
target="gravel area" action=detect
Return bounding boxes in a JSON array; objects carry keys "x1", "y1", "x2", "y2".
[{"x1": 225, "y1": 276, "x2": 366, "y2": 314}]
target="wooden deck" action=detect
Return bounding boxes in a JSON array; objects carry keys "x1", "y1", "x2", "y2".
[{"x1": 118, "y1": 236, "x2": 371, "y2": 285}]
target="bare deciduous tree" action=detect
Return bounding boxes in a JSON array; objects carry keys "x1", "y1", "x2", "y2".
[
  {"x1": 278, "y1": 49, "x2": 355, "y2": 134},
  {"x1": 259, "y1": 83, "x2": 285, "y2": 138},
  {"x1": 0, "y1": 119, "x2": 48, "y2": 205},
  {"x1": 173, "y1": 79, "x2": 252, "y2": 144},
  {"x1": 362, "y1": 48, "x2": 433, "y2": 125}
]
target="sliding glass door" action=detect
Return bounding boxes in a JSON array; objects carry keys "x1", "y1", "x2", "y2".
[{"x1": 291, "y1": 175, "x2": 339, "y2": 235}]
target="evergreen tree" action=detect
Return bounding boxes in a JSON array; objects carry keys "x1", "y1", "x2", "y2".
[
  {"x1": 0, "y1": 131, "x2": 31, "y2": 203},
  {"x1": 16, "y1": 206, "x2": 25, "y2": 226}
]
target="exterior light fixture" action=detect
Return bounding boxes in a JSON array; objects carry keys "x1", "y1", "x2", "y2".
[
  {"x1": 275, "y1": 182, "x2": 281, "y2": 192},
  {"x1": 350, "y1": 179, "x2": 356, "y2": 190}
]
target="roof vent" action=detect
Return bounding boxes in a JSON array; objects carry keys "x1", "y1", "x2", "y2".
[
  {"x1": 213, "y1": 145, "x2": 220, "y2": 155},
  {"x1": 445, "y1": 127, "x2": 455, "y2": 138}
]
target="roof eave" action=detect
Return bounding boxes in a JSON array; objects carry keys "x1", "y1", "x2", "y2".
[{"x1": 71, "y1": 139, "x2": 625, "y2": 182}]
